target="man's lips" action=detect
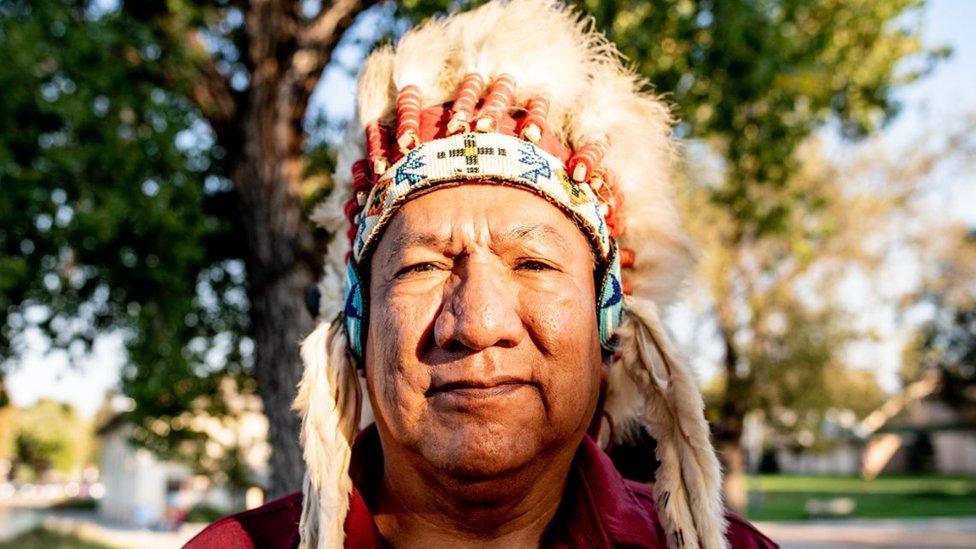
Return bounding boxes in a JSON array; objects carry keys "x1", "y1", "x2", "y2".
[{"x1": 425, "y1": 377, "x2": 532, "y2": 398}]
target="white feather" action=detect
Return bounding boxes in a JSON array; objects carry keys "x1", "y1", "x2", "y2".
[
  {"x1": 357, "y1": 45, "x2": 396, "y2": 125},
  {"x1": 618, "y1": 298, "x2": 728, "y2": 549},
  {"x1": 392, "y1": 15, "x2": 453, "y2": 102},
  {"x1": 294, "y1": 321, "x2": 361, "y2": 549}
]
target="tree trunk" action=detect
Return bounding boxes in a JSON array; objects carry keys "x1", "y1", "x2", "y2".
[
  {"x1": 232, "y1": 96, "x2": 319, "y2": 497},
  {"x1": 128, "y1": 0, "x2": 373, "y2": 499},
  {"x1": 182, "y1": 0, "x2": 373, "y2": 499},
  {"x1": 233, "y1": 2, "x2": 321, "y2": 496},
  {"x1": 713, "y1": 325, "x2": 749, "y2": 512}
]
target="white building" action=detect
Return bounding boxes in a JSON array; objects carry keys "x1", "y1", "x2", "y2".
[{"x1": 96, "y1": 382, "x2": 270, "y2": 527}]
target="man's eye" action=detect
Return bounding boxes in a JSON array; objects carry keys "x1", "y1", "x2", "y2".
[
  {"x1": 395, "y1": 262, "x2": 439, "y2": 278},
  {"x1": 516, "y1": 259, "x2": 555, "y2": 271}
]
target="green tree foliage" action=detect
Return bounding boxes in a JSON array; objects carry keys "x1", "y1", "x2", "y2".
[
  {"x1": 0, "y1": 0, "x2": 446, "y2": 496},
  {"x1": 904, "y1": 229, "x2": 976, "y2": 420},
  {"x1": 8, "y1": 399, "x2": 93, "y2": 479},
  {"x1": 576, "y1": 0, "x2": 943, "y2": 508},
  {"x1": 0, "y1": 0, "x2": 267, "y2": 485},
  {"x1": 684, "y1": 135, "x2": 931, "y2": 506},
  {"x1": 579, "y1": 0, "x2": 945, "y2": 237},
  {"x1": 0, "y1": 0, "x2": 252, "y2": 481},
  {"x1": 919, "y1": 306, "x2": 976, "y2": 418}
]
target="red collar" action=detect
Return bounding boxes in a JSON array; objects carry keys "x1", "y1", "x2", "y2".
[{"x1": 343, "y1": 426, "x2": 663, "y2": 548}]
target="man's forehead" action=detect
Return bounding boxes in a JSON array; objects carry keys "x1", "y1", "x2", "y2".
[
  {"x1": 387, "y1": 221, "x2": 574, "y2": 253},
  {"x1": 378, "y1": 185, "x2": 588, "y2": 252}
]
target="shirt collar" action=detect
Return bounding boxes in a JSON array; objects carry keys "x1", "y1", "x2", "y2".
[{"x1": 344, "y1": 425, "x2": 661, "y2": 548}]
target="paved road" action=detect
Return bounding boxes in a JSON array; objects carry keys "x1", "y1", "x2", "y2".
[{"x1": 755, "y1": 517, "x2": 976, "y2": 548}]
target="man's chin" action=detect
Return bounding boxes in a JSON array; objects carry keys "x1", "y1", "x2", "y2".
[{"x1": 422, "y1": 422, "x2": 540, "y2": 481}]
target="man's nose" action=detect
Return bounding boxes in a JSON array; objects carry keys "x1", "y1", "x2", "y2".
[{"x1": 433, "y1": 258, "x2": 524, "y2": 352}]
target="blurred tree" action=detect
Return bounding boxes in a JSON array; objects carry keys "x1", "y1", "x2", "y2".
[
  {"x1": 903, "y1": 229, "x2": 976, "y2": 422},
  {"x1": 578, "y1": 0, "x2": 945, "y2": 508},
  {"x1": 0, "y1": 0, "x2": 256, "y2": 489},
  {"x1": 683, "y1": 134, "x2": 934, "y2": 507},
  {"x1": 0, "y1": 406, "x2": 19, "y2": 477},
  {"x1": 11, "y1": 399, "x2": 92, "y2": 479}
]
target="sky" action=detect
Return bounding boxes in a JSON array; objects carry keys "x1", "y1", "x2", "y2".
[{"x1": 7, "y1": 0, "x2": 976, "y2": 418}]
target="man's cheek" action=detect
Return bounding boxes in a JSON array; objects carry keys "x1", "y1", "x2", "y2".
[{"x1": 525, "y1": 297, "x2": 594, "y2": 339}]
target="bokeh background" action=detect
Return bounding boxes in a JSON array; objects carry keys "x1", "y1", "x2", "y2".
[{"x1": 0, "y1": 0, "x2": 974, "y2": 547}]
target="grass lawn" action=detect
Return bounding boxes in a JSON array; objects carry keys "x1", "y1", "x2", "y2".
[
  {"x1": 0, "y1": 527, "x2": 119, "y2": 549},
  {"x1": 745, "y1": 475, "x2": 976, "y2": 521}
]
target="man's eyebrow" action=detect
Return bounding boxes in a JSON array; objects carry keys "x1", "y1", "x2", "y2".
[
  {"x1": 389, "y1": 223, "x2": 573, "y2": 252},
  {"x1": 390, "y1": 231, "x2": 452, "y2": 251},
  {"x1": 496, "y1": 223, "x2": 571, "y2": 251}
]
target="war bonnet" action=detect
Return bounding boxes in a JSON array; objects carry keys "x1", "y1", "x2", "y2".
[{"x1": 297, "y1": 1, "x2": 727, "y2": 547}]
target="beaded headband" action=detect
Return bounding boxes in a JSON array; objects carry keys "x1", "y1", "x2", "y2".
[{"x1": 342, "y1": 130, "x2": 625, "y2": 358}]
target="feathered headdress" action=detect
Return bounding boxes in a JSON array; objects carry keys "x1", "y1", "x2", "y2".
[{"x1": 298, "y1": 1, "x2": 726, "y2": 547}]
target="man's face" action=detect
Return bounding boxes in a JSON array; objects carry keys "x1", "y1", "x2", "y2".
[{"x1": 365, "y1": 184, "x2": 603, "y2": 480}]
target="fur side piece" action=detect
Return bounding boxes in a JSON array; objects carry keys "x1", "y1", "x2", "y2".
[
  {"x1": 618, "y1": 298, "x2": 728, "y2": 549},
  {"x1": 571, "y1": 60, "x2": 696, "y2": 309},
  {"x1": 392, "y1": 16, "x2": 453, "y2": 104},
  {"x1": 309, "y1": 135, "x2": 358, "y2": 320},
  {"x1": 294, "y1": 321, "x2": 362, "y2": 549},
  {"x1": 357, "y1": 45, "x2": 396, "y2": 125},
  {"x1": 604, "y1": 351, "x2": 645, "y2": 443}
]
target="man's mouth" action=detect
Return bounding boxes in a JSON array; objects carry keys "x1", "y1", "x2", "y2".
[{"x1": 426, "y1": 377, "x2": 531, "y2": 399}]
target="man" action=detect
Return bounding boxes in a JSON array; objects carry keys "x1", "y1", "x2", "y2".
[{"x1": 187, "y1": 1, "x2": 777, "y2": 547}]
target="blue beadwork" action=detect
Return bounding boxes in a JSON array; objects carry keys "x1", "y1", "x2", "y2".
[
  {"x1": 343, "y1": 262, "x2": 365, "y2": 358},
  {"x1": 597, "y1": 248, "x2": 624, "y2": 352},
  {"x1": 394, "y1": 148, "x2": 428, "y2": 187},
  {"x1": 515, "y1": 142, "x2": 552, "y2": 183}
]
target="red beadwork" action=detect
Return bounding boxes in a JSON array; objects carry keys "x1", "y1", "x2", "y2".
[
  {"x1": 604, "y1": 200, "x2": 624, "y2": 237},
  {"x1": 473, "y1": 74, "x2": 516, "y2": 132},
  {"x1": 448, "y1": 73, "x2": 486, "y2": 134},
  {"x1": 365, "y1": 122, "x2": 391, "y2": 175},
  {"x1": 619, "y1": 247, "x2": 635, "y2": 268},
  {"x1": 351, "y1": 159, "x2": 372, "y2": 191},
  {"x1": 395, "y1": 85, "x2": 423, "y2": 152},
  {"x1": 343, "y1": 198, "x2": 359, "y2": 224},
  {"x1": 568, "y1": 139, "x2": 609, "y2": 182},
  {"x1": 519, "y1": 96, "x2": 549, "y2": 143}
]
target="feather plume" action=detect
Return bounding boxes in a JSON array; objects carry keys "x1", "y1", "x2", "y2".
[
  {"x1": 573, "y1": 59, "x2": 696, "y2": 307},
  {"x1": 294, "y1": 321, "x2": 362, "y2": 549},
  {"x1": 357, "y1": 45, "x2": 396, "y2": 126},
  {"x1": 616, "y1": 298, "x2": 727, "y2": 549},
  {"x1": 442, "y1": 0, "x2": 593, "y2": 138},
  {"x1": 392, "y1": 16, "x2": 453, "y2": 103}
]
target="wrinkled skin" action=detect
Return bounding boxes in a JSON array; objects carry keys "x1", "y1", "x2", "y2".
[{"x1": 365, "y1": 184, "x2": 604, "y2": 545}]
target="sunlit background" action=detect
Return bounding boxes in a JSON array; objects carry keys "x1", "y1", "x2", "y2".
[{"x1": 1, "y1": 0, "x2": 974, "y2": 547}]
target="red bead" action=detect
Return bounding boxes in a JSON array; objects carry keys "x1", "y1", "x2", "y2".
[{"x1": 619, "y1": 247, "x2": 635, "y2": 268}]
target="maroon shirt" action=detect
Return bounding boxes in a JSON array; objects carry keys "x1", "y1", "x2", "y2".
[{"x1": 186, "y1": 427, "x2": 776, "y2": 548}]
